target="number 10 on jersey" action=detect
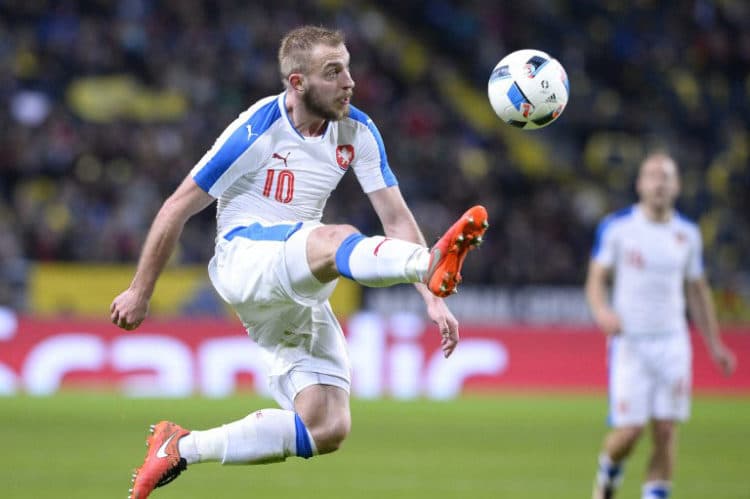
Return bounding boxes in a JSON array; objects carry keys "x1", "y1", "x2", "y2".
[{"x1": 262, "y1": 169, "x2": 295, "y2": 203}]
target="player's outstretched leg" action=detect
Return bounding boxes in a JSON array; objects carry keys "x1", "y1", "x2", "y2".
[
  {"x1": 424, "y1": 205, "x2": 488, "y2": 297},
  {"x1": 332, "y1": 205, "x2": 488, "y2": 292},
  {"x1": 129, "y1": 421, "x2": 190, "y2": 499}
]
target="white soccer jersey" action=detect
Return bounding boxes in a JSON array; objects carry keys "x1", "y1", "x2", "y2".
[
  {"x1": 190, "y1": 92, "x2": 398, "y2": 237},
  {"x1": 592, "y1": 205, "x2": 704, "y2": 336}
]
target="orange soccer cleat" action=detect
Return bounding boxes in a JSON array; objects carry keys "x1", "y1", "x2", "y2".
[
  {"x1": 424, "y1": 205, "x2": 489, "y2": 297},
  {"x1": 129, "y1": 421, "x2": 190, "y2": 499}
]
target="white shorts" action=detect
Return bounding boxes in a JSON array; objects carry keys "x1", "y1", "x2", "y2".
[
  {"x1": 208, "y1": 221, "x2": 352, "y2": 408},
  {"x1": 267, "y1": 370, "x2": 350, "y2": 411},
  {"x1": 607, "y1": 333, "x2": 692, "y2": 427}
]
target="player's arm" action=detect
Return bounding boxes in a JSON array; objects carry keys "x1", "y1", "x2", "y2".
[
  {"x1": 585, "y1": 260, "x2": 621, "y2": 336},
  {"x1": 685, "y1": 277, "x2": 736, "y2": 375},
  {"x1": 110, "y1": 177, "x2": 215, "y2": 330},
  {"x1": 367, "y1": 185, "x2": 459, "y2": 358}
]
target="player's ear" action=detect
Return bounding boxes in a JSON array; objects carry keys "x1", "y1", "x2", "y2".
[{"x1": 289, "y1": 74, "x2": 305, "y2": 93}]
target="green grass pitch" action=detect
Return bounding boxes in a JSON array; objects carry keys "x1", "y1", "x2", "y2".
[{"x1": 1, "y1": 392, "x2": 747, "y2": 498}]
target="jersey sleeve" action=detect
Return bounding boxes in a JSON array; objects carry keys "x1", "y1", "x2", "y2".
[
  {"x1": 348, "y1": 110, "x2": 398, "y2": 193},
  {"x1": 190, "y1": 98, "x2": 279, "y2": 197},
  {"x1": 591, "y1": 216, "x2": 617, "y2": 267},
  {"x1": 686, "y1": 225, "x2": 704, "y2": 280}
]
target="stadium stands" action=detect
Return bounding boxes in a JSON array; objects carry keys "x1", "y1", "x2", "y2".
[{"x1": 0, "y1": 0, "x2": 747, "y2": 320}]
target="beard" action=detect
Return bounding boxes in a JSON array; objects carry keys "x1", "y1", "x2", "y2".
[{"x1": 303, "y1": 85, "x2": 349, "y2": 121}]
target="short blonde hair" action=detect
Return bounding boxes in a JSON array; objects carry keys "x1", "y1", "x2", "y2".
[
  {"x1": 278, "y1": 26, "x2": 345, "y2": 85},
  {"x1": 639, "y1": 151, "x2": 678, "y2": 175}
]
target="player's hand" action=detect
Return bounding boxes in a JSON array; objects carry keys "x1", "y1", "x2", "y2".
[
  {"x1": 594, "y1": 307, "x2": 621, "y2": 336},
  {"x1": 110, "y1": 288, "x2": 150, "y2": 331},
  {"x1": 710, "y1": 342, "x2": 737, "y2": 376},
  {"x1": 426, "y1": 297, "x2": 459, "y2": 358}
]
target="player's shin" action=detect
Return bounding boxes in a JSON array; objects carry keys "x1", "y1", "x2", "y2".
[
  {"x1": 335, "y1": 234, "x2": 428, "y2": 286},
  {"x1": 177, "y1": 409, "x2": 317, "y2": 465}
]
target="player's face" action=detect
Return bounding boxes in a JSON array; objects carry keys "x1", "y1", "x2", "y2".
[
  {"x1": 302, "y1": 43, "x2": 354, "y2": 121},
  {"x1": 637, "y1": 156, "x2": 680, "y2": 211}
]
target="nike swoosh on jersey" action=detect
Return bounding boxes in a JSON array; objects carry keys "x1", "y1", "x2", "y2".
[{"x1": 156, "y1": 432, "x2": 179, "y2": 458}]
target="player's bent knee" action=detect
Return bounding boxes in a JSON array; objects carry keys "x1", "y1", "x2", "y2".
[
  {"x1": 312, "y1": 224, "x2": 359, "y2": 250},
  {"x1": 311, "y1": 417, "x2": 351, "y2": 454},
  {"x1": 307, "y1": 224, "x2": 360, "y2": 282}
]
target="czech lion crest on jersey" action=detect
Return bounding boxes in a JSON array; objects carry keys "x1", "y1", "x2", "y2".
[{"x1": 336, "y1": 144, "x2": 354, "y2": 170}]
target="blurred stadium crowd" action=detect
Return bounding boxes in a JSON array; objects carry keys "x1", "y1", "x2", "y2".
[{"x1": 0, "y1": 0, "x2": 748, "y2": 318}]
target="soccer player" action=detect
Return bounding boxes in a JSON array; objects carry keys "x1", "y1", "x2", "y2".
[
  {"x1": 586, "y1": 153, "x2": 736, "y2": 499},
  {"x1": 110, "y1": 26, "x2": 488, "y2": 499}
]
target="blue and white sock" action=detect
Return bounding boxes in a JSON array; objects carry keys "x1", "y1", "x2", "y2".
[
  {"x1": 595, "y1": 453, "x2": 625, "y2": 491},
  {"x1": 642, "y1": 480, "x2": 670, "y2": 499},
  {"x1": 177, "y1": 409, "x2": 317, "y2": 464},
  {"x1": 335, "y1": 233, "x2": 429, "y2": 287}
]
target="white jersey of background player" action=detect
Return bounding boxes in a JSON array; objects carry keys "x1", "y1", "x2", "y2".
[
  {"x1": 111, "y1": 26, "x2": 489, "y2": 499},
  {"x1": 586, "y1": 153, "x2": 736, "y2": 499}
]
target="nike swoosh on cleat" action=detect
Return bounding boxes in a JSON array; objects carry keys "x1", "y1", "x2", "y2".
[{"x1": 156, "y1": 432, "x2": 179, "y2": 459}]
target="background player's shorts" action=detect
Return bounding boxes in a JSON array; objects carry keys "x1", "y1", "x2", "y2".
[
  {"x1": 607, "y1": 332, "x2": 692, "y2": 427},
  {"x1": 208, "y1": 221, "x2": 352, "y2": 408}
]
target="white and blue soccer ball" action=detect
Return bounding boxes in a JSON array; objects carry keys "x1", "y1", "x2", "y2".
[{"x1": 487, "y1": 49, "x2": 569, "y2": 130}]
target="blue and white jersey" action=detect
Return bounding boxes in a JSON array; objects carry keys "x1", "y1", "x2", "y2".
[
  {"x1": 591, "y1": 204, "x2": 704, "y2": 337},
  {"x1": 190, "y1": 92, "x2": 397, "y2": 237}
]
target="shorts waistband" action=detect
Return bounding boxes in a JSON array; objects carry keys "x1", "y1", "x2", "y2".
[{"x1": 224, "y1": 222, "x2": 303, "y2": 242}]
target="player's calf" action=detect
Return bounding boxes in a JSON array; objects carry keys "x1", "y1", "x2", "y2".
[{"x1": 128, "y1": 410, "x2": 321, "y2": 498}]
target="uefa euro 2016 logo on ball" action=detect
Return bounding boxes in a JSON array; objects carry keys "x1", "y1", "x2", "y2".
[{"x1": 487, "y1": 49, "x2": 569, "y2": 130}]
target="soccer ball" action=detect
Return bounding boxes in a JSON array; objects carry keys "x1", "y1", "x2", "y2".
[{"x1": 487, "y1": 49, "x2": 569, "y2": 130}]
